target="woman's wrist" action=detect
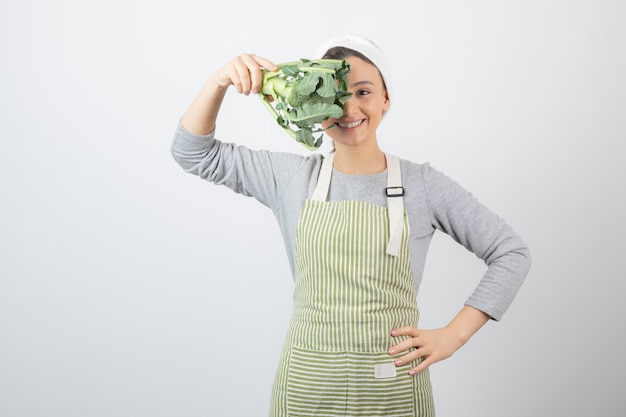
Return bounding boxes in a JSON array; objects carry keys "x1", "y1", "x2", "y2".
[
  {"x1": 181, "y1": 75, "x2": 229, "y2": 135},
  {"x1": 445, "y1": 305, "x2": 490, "y2": 346}
]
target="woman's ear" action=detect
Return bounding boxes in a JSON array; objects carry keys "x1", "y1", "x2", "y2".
[{"x1": 382, "y1": 90, "x2": 391, "y2": 113}]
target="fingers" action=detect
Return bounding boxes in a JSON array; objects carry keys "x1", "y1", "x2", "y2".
[
  {"x1": 227, "y1": 54, "x2": 278, "y2": 96},
  {"x1": 254, "y1": 55, "x2": 279, "y2": 72},
  {"x1": 393, "y1": 347, "x2": 425, "y2": 367},
  {"x1": 230, "y1": 55, "x2": 254, "y2": 95},
  {"x1": 408, "y1": 356, "x2": 434, "y2": 376},
  {"x1": 388, "y1": 338, "x2": 417, "y2": 356},
  {"x1": 388, "y1": 327, "x2": 423, "y2": 368},
  {"x1": 388, "y1": 326, "x2": 420, "y2": 354},
  {"x1": 394, "y1": 346, "x2": 434, "y2": 376},
  {"x1": 389, "y1": 326, "x2": 460, "y2": 376},
  {"x1": 388, "y1": 326, "x2": 436, "y2": 376},
  {"x1": 390, "y1": 326, "x2": 419, "y2": 337}
]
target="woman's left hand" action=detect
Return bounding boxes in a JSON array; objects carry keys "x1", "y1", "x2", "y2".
[
  {"x1": 387, "y1": 326, "x2": 465, "y2": 375},
  {"x1": 389, "y1": 306, "x2": 490, "y2": 375}
]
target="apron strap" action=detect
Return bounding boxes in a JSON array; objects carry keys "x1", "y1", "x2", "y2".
[
  {"x1": 310, "y1": 152, "x2": 405, "y2": 257},
  {"x1": 311, "y1": 152, "x2": 335, "y2": 201},
  {"x1": 385, "y1": 153, "x2": 405, "y2": 257}
]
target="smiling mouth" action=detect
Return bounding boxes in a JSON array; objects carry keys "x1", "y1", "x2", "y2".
[{"x1": 337, "y1": 120, "x2": 364, "y2": 129}]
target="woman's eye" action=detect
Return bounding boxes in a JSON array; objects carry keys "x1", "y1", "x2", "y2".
[{"x1": 357, "y1": 90, "x2": 370, "y2": 96}]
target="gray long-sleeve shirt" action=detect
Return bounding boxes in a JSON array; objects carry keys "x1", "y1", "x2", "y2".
[{"x1": 170, "y1": 124, "x2": 531, "y2": 321}]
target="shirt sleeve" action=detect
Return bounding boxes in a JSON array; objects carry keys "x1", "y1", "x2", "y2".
[
  {"x1": 170, "y1": 122, "x2": 306, "y2": 209},
  {"x1": 422, "y1": 163, "x2": 532, "y2": 321}
]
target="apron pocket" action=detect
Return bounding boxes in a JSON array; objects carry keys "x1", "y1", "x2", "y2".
[
  {"x1": 347, "y1": 350, "x2": 416, "y2": 417},
  {"x1": 286, "y1": 347, "x2": 417, "y2": 417},
  {"x1": 287, "y1": 347, "x2": 349, "y2": 416}
]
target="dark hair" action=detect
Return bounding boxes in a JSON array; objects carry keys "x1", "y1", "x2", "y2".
[
  {"x1": 323, "y1": 46, "x2": 373, "y2": 64},
  {"x1": 322, "y1": 47, "x2": 388, "y2": 91}
]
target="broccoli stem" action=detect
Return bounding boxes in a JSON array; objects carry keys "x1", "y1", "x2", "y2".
[
  {"x1": 258, "y1": 94, "x2": 298, "y2": 140},
  {"x1": 262, "y1": 60, "x2": 342, "y2": 77}
]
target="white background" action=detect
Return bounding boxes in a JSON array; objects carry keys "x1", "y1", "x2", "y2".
[{"x1": 1, "y1": 1, "x2": 624, "y2": 416}]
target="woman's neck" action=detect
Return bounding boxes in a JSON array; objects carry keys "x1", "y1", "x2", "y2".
[{"x1": 332, "y1": 143, "x2": 387, "y2": 175}]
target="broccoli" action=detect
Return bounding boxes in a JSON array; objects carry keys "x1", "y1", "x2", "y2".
[{"x1": 258, "y1": 59, "x2": 352, "y2": 150}]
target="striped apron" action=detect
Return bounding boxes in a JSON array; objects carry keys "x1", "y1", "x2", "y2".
[{"x1": 270, "y1": 153, "x2": 435, "y2": 417}]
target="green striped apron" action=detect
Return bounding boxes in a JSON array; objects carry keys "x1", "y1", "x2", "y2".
[{"x1": 270, "y1": 153, "x2": 435, "y2": 417}]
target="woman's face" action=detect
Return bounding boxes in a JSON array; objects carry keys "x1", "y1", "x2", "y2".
[{"x1": 322, "y1": 56, "x2": 390, "y2": 149}]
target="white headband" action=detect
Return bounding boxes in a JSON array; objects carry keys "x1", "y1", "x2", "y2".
[{"x1": 313, "y1": 34, "x2": 393, "y2": 102}]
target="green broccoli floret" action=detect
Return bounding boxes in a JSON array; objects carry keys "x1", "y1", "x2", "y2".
[
  {"x1": 287, "y1": 91, "x2": 335, "y2": 108},
  {"x1": 258, "y1": 59, "x2": 351, "y2": 150}
]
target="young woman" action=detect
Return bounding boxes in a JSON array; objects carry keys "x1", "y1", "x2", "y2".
[{"x1": 171, "y1": 35, "x2": 531, "y2": 417}]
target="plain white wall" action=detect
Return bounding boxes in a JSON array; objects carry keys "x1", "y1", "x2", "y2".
[{"x1": 1, "y1": 0, "x2": 624, "y2": 416}]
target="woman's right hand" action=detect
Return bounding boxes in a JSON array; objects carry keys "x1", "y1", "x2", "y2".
[
  {"x1": 212, "y1": 54, "x2": 278, "y2": 96},
  {"x1": 181, "y1": 54, "x2": 278, "y2": 135}
]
